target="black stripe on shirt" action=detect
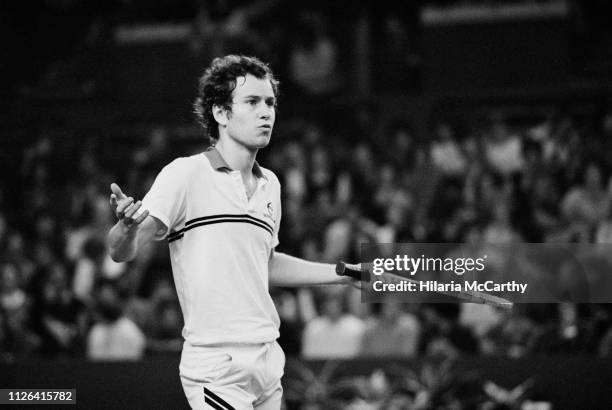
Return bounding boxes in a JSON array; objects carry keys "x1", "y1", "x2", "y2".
[
  {"x1": 167, "y1": 233, "x2": 183, "y2": 243},
  {"x1": 167, "y1": 215, "x2": 273, "y2": 243},
  {"x1": 204, "y1": 396, "x2": 225, "y2": 410},
  {"x1": 204, "y1": 387, "x2": 236, "y2": 410},
  {"x1": 185, "y1": 214, "x2": 273, "y2": 232}
]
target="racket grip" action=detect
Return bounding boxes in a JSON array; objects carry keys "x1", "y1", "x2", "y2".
[{"x1": 336, "y1": 261, "x2": 371, "y2": 282}]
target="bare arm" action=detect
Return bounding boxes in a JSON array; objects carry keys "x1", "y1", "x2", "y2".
[
  {"x1": 269, "y1": 251, "x2": 355, "y2": 287},
  {"x1": 108, "y1": 216, "x2": 161, "y2": 262},
  {"x1": 107, "y1": 183, "x2": 163, "y2": 262}
]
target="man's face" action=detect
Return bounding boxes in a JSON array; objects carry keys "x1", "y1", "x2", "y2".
[{"x1": 221, "y1": 74, "x2": 276, "y2": 150}]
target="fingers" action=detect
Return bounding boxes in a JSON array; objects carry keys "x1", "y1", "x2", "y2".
[
  {"x1": 133, "y1": 208, "x2": 150, "y2": 225},
  {"x1": 109, "y1": 194, "x2": 118, "y2": 210},
  {"x1": 120, "y1": 201, "x2": 149, "y2": 228},
  {"x1": 110, "y1": 183, "x2": 127, "y2": 199},
  {"x1": 123, "y1": 200, "x2": 141, "y2": 219},
  {"x1": 124, "y1": 200, "x2": 148, "y2": 220},
  {"x1": 109, "y1": 181, "x2": 150, "y2": 228},
  {"x1": 109, "y1": 183, "x2": 128, "y2": 214},
  {"x1": 115, "y1": 197, "x2": 134, "y2": 218}
]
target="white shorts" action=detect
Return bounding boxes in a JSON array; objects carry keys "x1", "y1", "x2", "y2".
[{"x1": 180, "y1": 341, "x2": 285, "y2": 410}]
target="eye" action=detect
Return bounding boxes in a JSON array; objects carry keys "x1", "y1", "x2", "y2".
[{"x1": 248, "y1": 99, "x2": 258, "y2": 106}]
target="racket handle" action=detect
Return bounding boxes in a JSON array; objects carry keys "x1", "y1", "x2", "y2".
[{"x1": 336, "y1": 261, "x2": 371, "y2": 282}]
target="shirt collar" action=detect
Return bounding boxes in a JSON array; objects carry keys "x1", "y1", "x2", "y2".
[{"x1": 204, "y1": 147, "x2": 266, "y2": 180}]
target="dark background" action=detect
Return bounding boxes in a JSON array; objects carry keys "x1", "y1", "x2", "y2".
[{"x1": 3, "y1": 1, "x2": 612, "y2": 409}]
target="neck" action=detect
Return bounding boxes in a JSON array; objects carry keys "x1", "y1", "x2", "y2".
[{"x1": 215, "y1": 136, "x2": 258, "y2": 178}]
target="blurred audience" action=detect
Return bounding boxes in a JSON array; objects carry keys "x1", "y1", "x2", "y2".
[{"x1": 2, "y1": 76, "x2": 612, "y2": 365}]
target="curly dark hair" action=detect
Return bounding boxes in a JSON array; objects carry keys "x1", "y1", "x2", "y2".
[{"x1": 193, "y1": 55, "x2": 280, "y2": 146}]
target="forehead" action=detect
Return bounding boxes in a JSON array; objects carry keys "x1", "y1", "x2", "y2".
[{"x1": 232, "y1": 74, "x2": 274, "y2": 99}]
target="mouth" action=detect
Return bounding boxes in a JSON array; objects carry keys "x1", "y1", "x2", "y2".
[{"x1": 258, "y1": 125, "x2": 272, "y2": 130}]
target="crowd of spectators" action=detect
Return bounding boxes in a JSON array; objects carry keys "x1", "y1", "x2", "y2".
[{"x1": 2, "y1": 100, "x2": 612, "y2": 363}]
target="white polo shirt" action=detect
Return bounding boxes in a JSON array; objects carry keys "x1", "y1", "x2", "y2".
[{"x1": 141, "y1": 148, "x2": 282, "y2": 347}]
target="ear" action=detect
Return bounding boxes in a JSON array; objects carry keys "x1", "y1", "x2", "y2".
[{"x1": 212, "y1": 105, "x2": 229, "y2": 127}]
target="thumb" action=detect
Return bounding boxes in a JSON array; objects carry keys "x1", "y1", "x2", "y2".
[{"x1": 110, "y1": 183, "x2": 127, "y2": 199}]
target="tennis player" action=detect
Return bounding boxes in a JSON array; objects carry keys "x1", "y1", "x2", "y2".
[{"x1": 107, "y1": 55, "x2": 357, "y2": 410}]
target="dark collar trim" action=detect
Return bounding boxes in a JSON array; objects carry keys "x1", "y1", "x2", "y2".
[{"x1": 204, "y1": 147, "x2": 266, "y2": 180}]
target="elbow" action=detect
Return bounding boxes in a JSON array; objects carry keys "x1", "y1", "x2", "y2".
[
  {"x1": 107, "y1": 229, "x2": 136, "y2": 263},
  {"x1": 109, "y1": 247, "x2": 133, "y2": 263},
  {"x1": 109, "y1": 251, "x2": 124, "y2": 263}
]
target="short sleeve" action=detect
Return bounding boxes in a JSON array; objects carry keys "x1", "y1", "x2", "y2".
[
  {"x1": 141, "y1": 159, "x2": 188, "y2": 240},
  {"x1": 271, "y1": 173, "x2": 282, "y2": 249}
]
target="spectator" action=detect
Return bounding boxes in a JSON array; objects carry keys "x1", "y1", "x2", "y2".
[
  {"x1": 2, "y1": 299, "x2": 42, "y2": 361},
  {"x1": 302, "y1": 289, "x2": 365, "y2": 359},
  {"x1": 419, "y1": 304, "x2": 479, "y2": 357},
  {"x1": 515, "y1": 173, "x2": 561, "y2": 242},
  {"x1": 144, "y1": 279, "x2": 183, "y2": 356},
  {"x1": 3, "y1": 232, "x2": 35, "y2": 286},
  {"x1": 459, "y1": 303, "x2": 504, "y2": 347},
  {"x1": 430, "y1": 122, "x2": 467, "y2": 177},
  {"x1": 288, "y1": 11, "x2": 341, "y2": 97},
  {"x1": 87, "y1": 281, "x2": 145, "y2": 361},
  {"x1": 271, "y1": 289, "x2": 304, "y2": 356},
  {"x1": 483, "y1": 113, "x2": 524, "y2": 176},
  {"x1": 561, "y1": 161, "x2": 611, "y2": 240},
  {"x1": 525, "y1": 303, "x2": 595, "y2": 354},
  {"x1": 72, "y1": 236, "x2": 107, "y2": 305},
  {"x1": 483, "y1": 309, "x2": 534, "y2": 357},
  {"x1": 376, "y1": 187, "x2": 415, "y2": 243},
  {"x1": 482, "y1": 199, "x2": 523, "y2": 244},
  {"x1": 31, "y1": 264, "x2": 83, "y2": 357},
  {"x1": 361, "y1": 301, "x2": 421, "y2": 358},
  {"x1": 0, "y1": 263, "x2": 26, "y2": 312},
  {"x1": 595, "y1": 198, "x2": 612, "y2": 243},
  {"x1": 1, "y1": 263, "x2": 41, "y2": 361},
  {"x1": 385, "y1": 120, "x2": 417, "y2": 172}
]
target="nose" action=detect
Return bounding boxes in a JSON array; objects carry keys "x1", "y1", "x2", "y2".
[{"x1": 259, "y1": 102, "x2": 274, "y2": 120}]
